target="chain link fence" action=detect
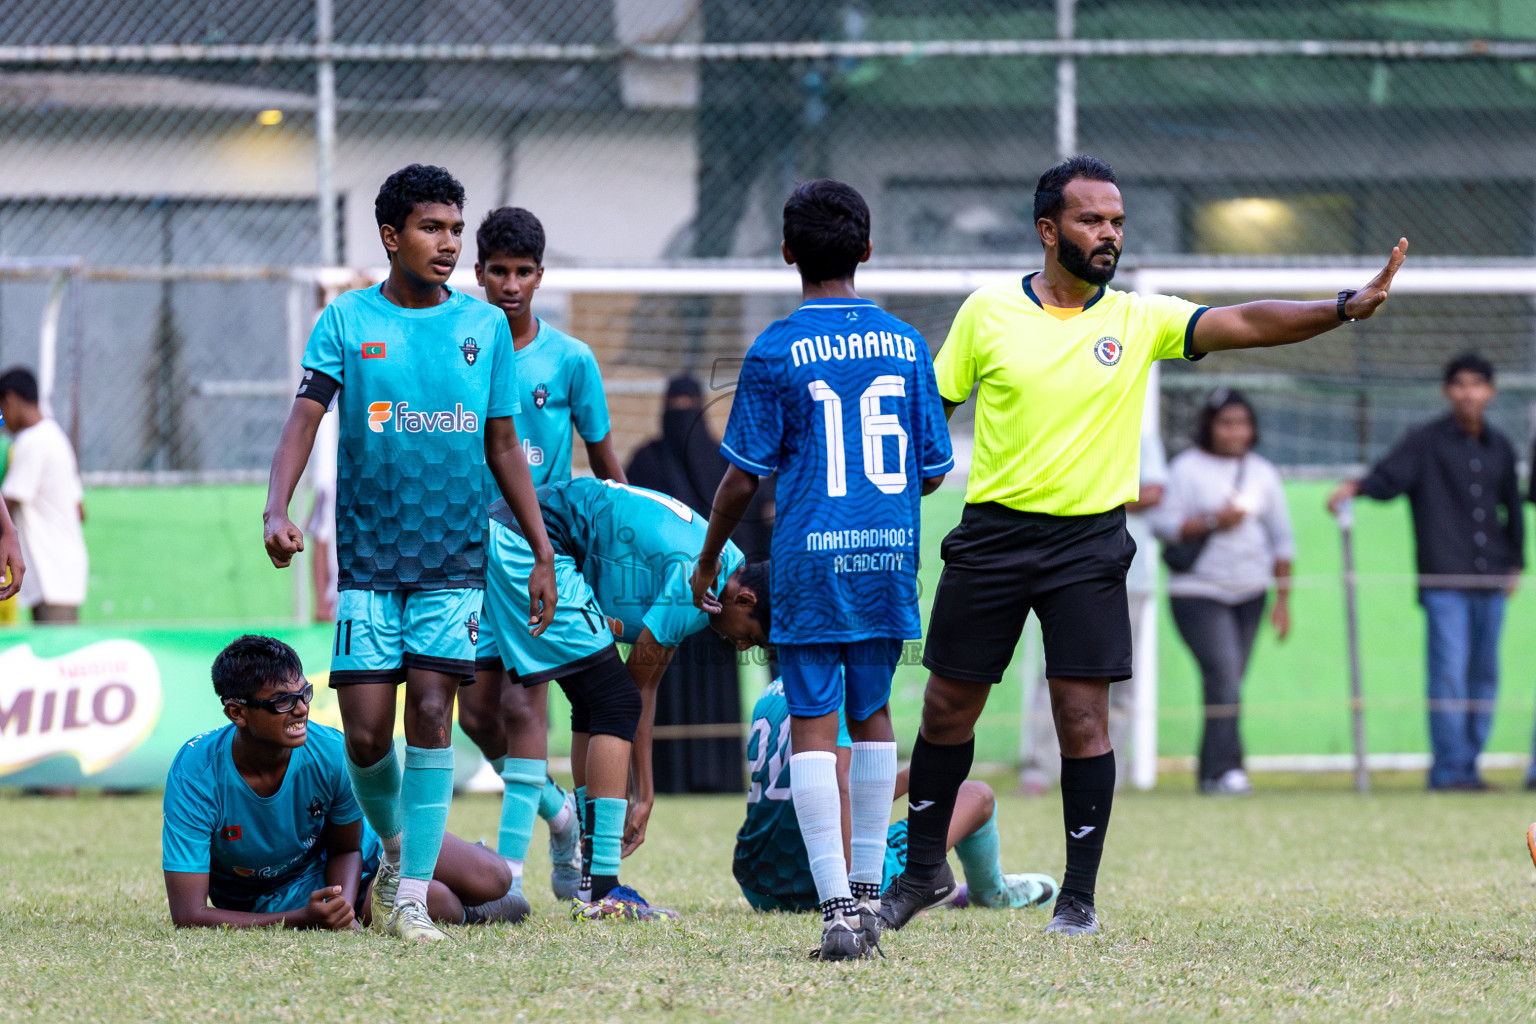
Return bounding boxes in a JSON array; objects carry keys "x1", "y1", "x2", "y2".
[{"x1": 2, "y1": 1, "x2": 1536, "y2": 474}]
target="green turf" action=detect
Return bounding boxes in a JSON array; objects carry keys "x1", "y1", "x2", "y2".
[
  {"x1": 4, "y1": 778, "x2": 1536, "y2": 1022},
  {"x1": 55, "y1": 481, "x2": 1536, "y2": 761}
]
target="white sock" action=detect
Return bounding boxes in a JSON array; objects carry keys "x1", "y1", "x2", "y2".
[
  {"x1": 379, "y1": 832, "x2": 402, "y2": 869},
  {"x1": 790, "y1": 750, "x2": 850, "y2": 906},
  {"x1": 396, "y1": 877, "x2": 430, "y2": 907},
  {"x1": 504, "y1": 857, "x2": 525, "y2": 886},
  {"x1": 548, "y1": 799, "x2": 574, "y2": 835},
  {"x1": 849, "y1": 741, "x2": 898, "y2": 891}
]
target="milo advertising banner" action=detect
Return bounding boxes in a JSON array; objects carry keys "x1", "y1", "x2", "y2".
[{"x1": 0, "y1": 625, "x2": 488, "y2": 789}]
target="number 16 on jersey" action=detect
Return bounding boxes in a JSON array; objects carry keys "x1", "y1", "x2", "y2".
[{"x1": 809, "y1": 374, "x2": 909, "y2": 497}]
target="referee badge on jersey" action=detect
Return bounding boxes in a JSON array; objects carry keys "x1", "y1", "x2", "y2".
[
  {"x1": 1093, "y1": 336, "x2": 1123, "y2": 366},
  {"x1": 460, "y1": 337, "x2": 480, "y2": 366}
]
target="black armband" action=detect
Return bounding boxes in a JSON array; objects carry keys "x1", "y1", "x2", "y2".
[{"x1": 296, "y1": 368, "x2": 340, "y2": 409}]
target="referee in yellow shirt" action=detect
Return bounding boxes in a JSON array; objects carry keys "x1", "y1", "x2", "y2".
[{"x1": 878, "y1": 156, "x2": 1407, "y2": 938}]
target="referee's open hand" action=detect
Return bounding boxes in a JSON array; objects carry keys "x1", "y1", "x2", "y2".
[
  {"x1": 691, "y1": 555, "x2": 722, "y2": 614},
  {"x1": 1342, "y1": 237, "x2": 1409, "y2": 321}
]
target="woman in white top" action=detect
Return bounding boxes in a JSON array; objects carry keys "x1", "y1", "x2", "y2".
[{"x1": 1154, "y1": 389, "x2": 1294, "y2": 795}]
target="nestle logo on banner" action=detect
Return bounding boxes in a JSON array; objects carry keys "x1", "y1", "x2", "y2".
[{"x1": 0, "y1": 640, "x2": 163, "y2": 776}]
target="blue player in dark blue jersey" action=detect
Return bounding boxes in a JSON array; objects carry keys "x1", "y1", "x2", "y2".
[
  {"x1": 734, "y1": 677, "x2": 1056, "y2": 916},
  {"x1": 162, "y1": 636, "x2": 522, "y2": 932},
  {"x1": 692, "y1": 179, "x2": 954, "y2": 960},
  {"x1": 262, "y1": 164, "x2": 558, "y2": 943},
  {"x1": 457, "y1": 207, "x2": 627, "y2": 907}
]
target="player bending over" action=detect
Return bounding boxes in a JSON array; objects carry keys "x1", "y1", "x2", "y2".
[
  {"x1": 735, "y1": 677, "x2": 1056, "y2": 915},
  {"x1": 457, "y1": 206, "x2": 627, "y2": 908},
  {"x1": 162, "y1": 635, "x2": 524, "y2": 931},
  {"x1": 481, "y1": 477, "x2": 747, "y2": 921},
  {"x1": 263, "y1": 164, "x2": 557, "y2": 943},
  {"x1": 693, "y1": 179, "x2": 953, "y2": 961}
]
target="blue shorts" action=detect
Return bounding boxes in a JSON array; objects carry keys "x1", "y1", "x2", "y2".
[
  {"x1": 483, "y1": 518, "x2": 616, "y2": 685},
  {"x1": 217, "y1": 825, "x2": 382, "y2": 915},
  {"x1": 475, "y1": 616, "x2": 502, "y2": 670},
  {"x1": 330, "y1": 588, "x2": 483, "y2": 685},
  {"x1": 778, "y1": 639, "x2": 903, "y2": 719},
  {"x1": 740, "y1": 821, "x2": 908, "y2": 913}
]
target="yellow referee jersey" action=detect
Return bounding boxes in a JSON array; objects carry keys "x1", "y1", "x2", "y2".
[{"x1": 935, "y1": 274, "x2": 1206, "y2": 516}]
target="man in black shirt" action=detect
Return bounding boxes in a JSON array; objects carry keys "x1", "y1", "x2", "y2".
[{"x1": 1329, "y1": 353, "x2": 1523, "y2": 791}]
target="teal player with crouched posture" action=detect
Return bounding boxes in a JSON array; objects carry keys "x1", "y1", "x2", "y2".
[
  {"x1": 162, "y1": 636, "x2": 525, "y2": 932},
  {"x1": 456, "y1": 206, "x2": 627, "y2": 910},
  {"x1": 693, "y1": 179, "x2": 954, "y2": 960},
  {"x1": 263, "y1": 164, "x2": 558, "y2": 943},
  {"x1": 480, "y1": 477, "x2": 747, "y2": 920},
  {"x1": 734, "y1": 677, "x2": 1056, "y2": 917}
]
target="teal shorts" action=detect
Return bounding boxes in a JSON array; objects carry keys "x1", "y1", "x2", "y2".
[
  {"x1": 740, "y1": 820, "x2": 909, "y2": 913},
  {"x1": 330, "y1": 588, "x2": 483, "y2": 685},
  {"x1": 474, "y1": 616, "x2": 502, "y2": 670},
  {"x1": 227, "y1": 824, "x2": 383, "y2": 914},
  {"x1": 484, "y1": 518, "x2": 616, "y2": 685}
]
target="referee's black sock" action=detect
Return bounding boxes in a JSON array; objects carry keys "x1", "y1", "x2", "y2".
[
  {"x1": 903, "y1": 733, "x2": 974, "y2": 877},
  {"x1": 1059, "y1": 751, "x2": 1115, "y2": 904}
]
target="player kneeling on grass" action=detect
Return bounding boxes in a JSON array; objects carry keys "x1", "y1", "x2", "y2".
[
  {"x1": 735, "y1": 677, "x2": 1056, "y2": 916},
  {"x1": 162, "y1": 635, "x2": 525, "y2": 931},
  {"x1": 481, "y1": 477, "x2": 747, "y2": 921}
]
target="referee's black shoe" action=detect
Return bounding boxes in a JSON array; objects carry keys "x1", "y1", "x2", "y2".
[
  {"x1": 876, "y1": 862, "x2": 960, "y2": 932},
  {"x1": 1044, "y1": 893, "x2": 1100, "y2": 936}
]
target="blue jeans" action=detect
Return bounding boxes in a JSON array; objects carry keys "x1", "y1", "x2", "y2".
[{"x1": 1419, "y1": 588, "x2": 1505, "y2": 789}]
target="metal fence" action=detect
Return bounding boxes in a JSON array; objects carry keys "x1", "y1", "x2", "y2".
[{"x1": 3, "y1": 0, "x2": 1536, "y2": 474}]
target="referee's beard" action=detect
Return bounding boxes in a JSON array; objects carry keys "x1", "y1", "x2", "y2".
[{"x1": 1057, "y1": 235, "x2": 1120, "y2": 287}]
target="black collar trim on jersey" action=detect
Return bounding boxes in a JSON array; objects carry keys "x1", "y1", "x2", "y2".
[{"x1": 1022, "y1": 273, "x2": 1105, "y2": 312}]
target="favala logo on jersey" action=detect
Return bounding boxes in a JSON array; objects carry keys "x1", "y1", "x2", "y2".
[
  {"x1": 1094, "y1": 336, "x2": 1123, "y2": 366},
  {"x1": 366, "y1": 401, "x2": 480, "y2": 434}
]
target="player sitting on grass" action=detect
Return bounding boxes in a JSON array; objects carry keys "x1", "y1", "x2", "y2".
[
  {"x1": 457, "y1": 206, "x2": 627, "y2": 908},
  {"x1": 481, "y1": 477, "x2": 747, "y2": 921},
  {"x1": 263, "y1": 163, "x2": 558, "y2": 943},
  {"x1": 162, "y1": 635, "x2": 525, "y2": 931},
  {"x1": 693, "y1": 179, "x2": 954, "y2": 961},
  {"x1": 735, "y1": 676, "x2": 1057, "y2": 915}
]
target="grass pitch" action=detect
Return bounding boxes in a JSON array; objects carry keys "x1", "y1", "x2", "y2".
[{"x1": 5, "y1": 774, "x2": 1536, "y2": 1023}]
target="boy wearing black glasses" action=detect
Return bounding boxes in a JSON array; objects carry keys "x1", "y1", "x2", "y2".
[{"x1": 161, "y1": 634, "x2": 520, "y2": 930}]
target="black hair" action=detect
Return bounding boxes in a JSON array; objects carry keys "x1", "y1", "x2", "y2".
[
  {"x1": 1443, "y1": 352, "x2": 1494, "y2": 385},
  {"x1": 782, "y1": 179, "x2": 871, "y2": 284},
  {"x1": 1033, "y1": 155, "x2": 1118, "y2": 224},
  {"x1": 476, "y1": 206, "x2": 546, "y2": 266},
  {"x1": 0, "y1": 366, "x2": 39, "y2": 405},
  {"x1": 211, "y1": 634, "x2": 306, "y2": 702},
  {"x1": 374, "y1": 163, "x2": 466, "y2": 233},
  {"x1": 735, "y1": 557, "x2": 772, "y2": 634},
  {"x1": 1195, "y1": 387, "x2": 1260, "y2": 454}
]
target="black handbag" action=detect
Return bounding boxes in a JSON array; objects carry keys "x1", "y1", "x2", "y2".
[{"x1": 1162, "y1": 457, "x2": 1246, "y2": 573}]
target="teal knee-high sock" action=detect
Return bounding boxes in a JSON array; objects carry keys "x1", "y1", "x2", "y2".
[
  {"x1": 589, "y1": 796, "x2": 627, "y2": 899},
  {"x1": 345, "y1": 746, "x2": 403, "y2": 863},
  {"x1": 399, "y1": 746, "x2": 456, "y2": 882},
  {"x1": 499, "y1": 758, "x2": 546, "y2": 863},
  {"x1": 537, "y1": 776, "x2": 568, "y2": 820},
  {"x1": 954, "y1": 805, "x2": 1006, "y2": 899}
]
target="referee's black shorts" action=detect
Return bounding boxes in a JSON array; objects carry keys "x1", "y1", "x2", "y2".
[{"x1": 923, "y1": 502, "x2": 1135, "y2": 685}]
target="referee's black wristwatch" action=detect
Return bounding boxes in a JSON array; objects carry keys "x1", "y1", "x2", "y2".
[{"x1": 1337, "y1": 289, "x2": 1358, "y2": 322}]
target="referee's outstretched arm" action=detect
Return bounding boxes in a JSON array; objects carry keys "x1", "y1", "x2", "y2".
[{"x1": 1191, "y1": 237, "x2": 1408, "y2": 353}]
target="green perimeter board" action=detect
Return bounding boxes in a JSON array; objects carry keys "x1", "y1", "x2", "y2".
[{"x1": 16, "y1": 481, "x2": 1536, "y2": 764}]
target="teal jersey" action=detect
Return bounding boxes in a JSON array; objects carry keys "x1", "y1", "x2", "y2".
[
  {"x1": 500, "y1": 477, "x2": 744, "y2": 647},
  {"x1": 161, "y1": 723, "x2": 380, "y2": 912},
  {"x1": 300, "y1": 285, "x2": 520, "y2": 591},
  {"x1": 733, "y1": 678, "x2": 851, "y2": 910},
  {"x1": 511, "y1": 319, "x2": 611, "y2": 485}
]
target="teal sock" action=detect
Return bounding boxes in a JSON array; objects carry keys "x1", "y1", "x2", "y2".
[
  {"x1": 345, "y1": 746, "x2": 403, "y2": 859},
  {"x1": 537, "y1": 776, "x2": 567, "y2": 821},
  {"x1": 954, "y1": 806, "x2": 1006, "y2": 899},
  {"x1": 399, "y1": 746, "x2": 456, "y2": 881},
  {"x1": 498, "y1": 758, "x2": 546, "y2": 862},
  {"x1": 590, "y1": 797, "x2": 626, "y2": 897},
  {"x1": 489, "y1": 755, "x2": 506, "y2": 776}
]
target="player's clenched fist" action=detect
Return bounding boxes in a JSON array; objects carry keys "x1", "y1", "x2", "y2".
[
  {"x1": 263, "y1": 513, "x2": 305, "y2": 568},
  {"x1": 304, "y1": 886, "x2": 356, "y2": 931}
]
